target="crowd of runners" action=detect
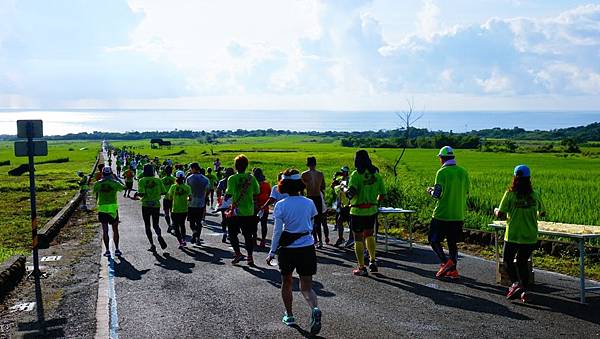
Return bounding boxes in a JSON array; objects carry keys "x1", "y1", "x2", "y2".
[{"x1": 81, "y1": 143, "x2": 545, "y2": 334}]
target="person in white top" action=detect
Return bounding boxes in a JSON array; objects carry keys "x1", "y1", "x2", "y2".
[{"x1": 266, "y1": 169, "x2": 322, "y2": 336}]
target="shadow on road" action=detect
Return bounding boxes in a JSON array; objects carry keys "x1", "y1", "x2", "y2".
[
  {"x1": 114, "y1": 257, "x2": 150, "y2": 281},
  {"x1": 369, "y1": 273, "x2": 531, "y2": 320},
  {"x1": 153, "y1": 252, "x2": 195, "y2": 274},
  {"x1": 17, "y1": 318, "x2": 67, "y2": 338},
  {"x1": 290, "y1": 324, "x2": 325, "y2": 339},
  {"x1": 240, "y1": 266, "x2": 336, "y2": 298},
  {"x1": 514, "y1": 292, "x2": 600, "y2": 324},
  {"x1": 180, "y1": 245, "x2": 229, "y2": 265}
]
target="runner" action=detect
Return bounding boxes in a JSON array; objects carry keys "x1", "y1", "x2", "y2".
[
  {"x1": 167, "y1": 170, "x2": 193, "y2": 249},
  {"x1": 494, "y1": 164, "x2": 545, "y2": 303},
  {"x1": 427, "y1": 146, "x2": 469, "y2": 280},
  {"x1": 95, "y1": 163, "x2": 105, "y2": 181},
  {"x1": 266, "y1": 168, "x2": 322, "y2": 335},
  {"x1": 77, "y1": 171, "x2": 90, "y2": 211},
  {"x1": 346, "y1": 150, "x2": 386, "y2": 276},
  {"x1": 225, "y1": 154, "x2": 260, "y2": 266},
  {"x1": 253, "y1": 167, "x2": 271, "y2": 248},
  {"x1": 301, "y1": 157, "x2": 328, "y2": 248},
  {"x1": 135, "y1": 164, "x2": 168, "y2": 252},
  {"x1": 262, "y1": 172, "x2": 289, "y2": 208},
  {"x1": 216, "y1": 167, "x2": 235, "y2": 243},
  {"x1": 206, "y1": 167, "x2": 219, "y2": 209},
  {"x1": 161, "y1": 165, "x2": 176, "y2": 233},
  {"x1": 186, "y1": 162, "x2": 210, "y2": 245},
  {"x1": 93, "y1": 167, "x2": 125, "y2": 257},
  {"x1": 213, "y1": 158, "x2": 221, "y2": 172},
  {"x1": 332, "y1": 166, "x2": 354, "y2": 247},
  {"x1": 116, "y1": 157, "x2": 123, "y2": 177},
  {"x1": 122, "y1": 166, "x2": 135, "y2": 198}
]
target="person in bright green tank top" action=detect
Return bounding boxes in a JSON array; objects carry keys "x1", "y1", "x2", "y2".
[
  {"x1": 93, "y1": 166, "x2": 125, "y2": 258},
  {"x1": 346, "y1": 150, "x2": 386, "y2": 276},
  {"x1": 161, "y1": 165, "x2": 176, "y2": 232},
  {"x1": 167, "y1": 170, "x2": 193, "y2": 248},
  {"x1": 135, "y1": 164, "x2": 168, "y2": 252},
  {"x1": 494, "y1": 164, "x2": 545, "y2": 303},
  {"x1": 427, "y1": 146, "x2": 469, "y2": 280}
]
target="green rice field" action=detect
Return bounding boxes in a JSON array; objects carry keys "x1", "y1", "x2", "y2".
[{"x1": 2, "y1": 135, "x2": 600, "y2": 264}]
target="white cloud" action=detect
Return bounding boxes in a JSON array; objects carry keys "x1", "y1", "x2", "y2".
[
  {"x1": 417, "y1": 0, "x2": 441, "y2": 40},
  {"x1": 476, "y1": 70, "x2": 512, "y2": 94}
]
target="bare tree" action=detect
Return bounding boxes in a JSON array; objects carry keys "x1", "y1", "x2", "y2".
[{"x1": 393, "y1": 98, "x2": 424, "y2": 177}]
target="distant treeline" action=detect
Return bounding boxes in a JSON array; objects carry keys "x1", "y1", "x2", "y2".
[{"x1": 0, "y1": 122, "x2": 598, "y2": 144}]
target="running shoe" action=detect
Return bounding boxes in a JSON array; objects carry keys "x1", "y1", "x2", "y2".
[
  {"x1": 506, "y1": 283, "x2": 524, "y2": 300},
  {"x1": 368, "y1": 261, "x2": 378, "y2": 273},
  {"x1": 520, "y1": 291, "x2": 531, "y2": 303},
  {"x1": 247, "y1": 256, "x2": 255, "y2": 267},
  {"x1": 309, "y1": 307, "x2": 322, "y2": 335},
  {"x1": 103, "y1": 250, "x2": 111, "y2": 257},
  {"x1": 281, "y1": 314, "x2": 296, "y2": 326},
  {"x1": 232, "y1": 253, "x2": 244, "y2": 264},
  {"x1": 325, "y1": 238, "x2": 330, "y2": 245},
  {"x1": 114, "y1": 249, "x2": 123, "y2": 257},
  {"x1": 191, "y1": 236, "x2": 198, "y2": 245},
  {"x1": 148, "y1": 244, "x2": 156, "y2": 252},
  {"x1": 259, "y1": 239, "x2": 266, "y2": 248},
  {"x1": 352, "y1": 266, "x2": 369, "y2": 276},
  {"x1": 158, "y1": 236, "x2": 168, "y2": 250},
  {"x1": 435, "y1": 259, "x2": 455, "y2": 279},
  {"x1": 444, "y1": 269, "x2": 460, "y2": 280},
  {"x1": 334, "y1": 238, "x2": 345, "y2": 247}
]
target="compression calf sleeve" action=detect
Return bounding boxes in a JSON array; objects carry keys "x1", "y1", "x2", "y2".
[
  {"x1": 354, "y1": 241, "x2": 365, "y2": 267},
  {"x1": 365, "y1": 236, "x2": 376, "y2": 262}
]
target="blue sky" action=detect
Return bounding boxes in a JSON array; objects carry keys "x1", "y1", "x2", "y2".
[{"x1": 1, "y1": 0, "x2": 599, "y2": 111}]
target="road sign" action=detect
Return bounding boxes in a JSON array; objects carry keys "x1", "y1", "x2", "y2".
[
  {"x1": 14, "y1": 140, "x2": 48, "y2": 157},
  {"x1": 17, "y1": 120, "x2": 43, "y2": 139}
]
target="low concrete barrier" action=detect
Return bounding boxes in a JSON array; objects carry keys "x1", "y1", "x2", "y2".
[{"x1": 0, "y1": 255, "x2": 26, "y2": 300}]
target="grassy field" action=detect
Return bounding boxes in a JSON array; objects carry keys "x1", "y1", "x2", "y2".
[
  {"x1": 112, "y1": 136, "x2": 600, "y2": 231},
  {"x1": 2, "y1": 135, "x2": 600, "y2": 267},
  {"x1": 0, "y1": 141, "x2": 99, "y2": 263}
]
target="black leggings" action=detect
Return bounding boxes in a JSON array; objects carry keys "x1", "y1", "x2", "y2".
[
  {"x1": 257, "y1": 210, "x2": 269, "y2": 240},
  {"x1": 308, "y1": 196, "x2": 324, "y2": 243},
  {"x1": 229, "y1": 216, "x2": 257, "y2": 257},
  {"x1": 503, "y1": 242, "x2": 535, "y2": 288},
  {"x1": 429, "y1": 219, "x2": 462, "y2": 264},
  {"x1": 172, "y1": 212, "x2": 187, "y2": 241},
  {"x1": 142, "y1": 206, "x2": 162, "y2": 245}
]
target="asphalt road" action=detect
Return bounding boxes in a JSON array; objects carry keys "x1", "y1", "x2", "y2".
[{"x1": 98, "y1": 160, "x2": 600, "y2": 338}]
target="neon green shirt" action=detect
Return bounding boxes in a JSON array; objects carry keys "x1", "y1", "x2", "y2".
[
  {"x1": 226, "y1": 173, "x2": 260, "y2": 216},
  {"x1": 161, "y1": 175, "x2": 176, "y2": 199},
  {"x1": 138, "y1": 177, "x2": 166, "y2": 208},
  {"x1": 499, "y1": 190, "x2": 545, "y2": 244},
  {"x1": 93, "y1": 179, "x2": 125, "y2": 218},
  {"x1": 206, "y1": 173, "x2": 218, "y2": 189},
  {"x1": 168, "y1": 183, "x2": 192, "y2": 214},
  {"x1": 348, "y1": 170, "x2": 386, "y2": 216},
  {"x1": 432, "y1": 165, "x2": 470, "y2": 221}
]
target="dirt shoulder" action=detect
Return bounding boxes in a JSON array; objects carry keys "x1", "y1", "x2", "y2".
[{"x1": 0, "y1": 194, "x2": 101, "y2": 338}]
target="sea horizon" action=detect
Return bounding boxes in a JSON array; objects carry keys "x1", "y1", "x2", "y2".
[{"x1": 1, "y1": 109, "x2": 599, "y2": 136}]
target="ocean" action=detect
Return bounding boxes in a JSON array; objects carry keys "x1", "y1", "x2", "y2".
[{"x1": 1, "y1": 110, "x2": 599, "y2": 136}]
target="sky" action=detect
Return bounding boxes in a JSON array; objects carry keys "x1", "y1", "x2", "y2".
[{"x1": 1, "y1": 0, "x2": 600, "y2": 111}]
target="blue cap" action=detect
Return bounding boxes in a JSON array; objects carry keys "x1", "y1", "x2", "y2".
[{"x1": 514, "y1": 164, "x2": 530, "y2": 177}]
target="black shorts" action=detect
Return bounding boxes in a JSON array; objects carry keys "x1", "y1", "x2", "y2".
[
  {"x1": 350, "y1": 214, "x2": 377, "y2": 233},
  {"x1": 188, "y1": 207, "x2": 205, "y2": 222},
  {"x1": 428, "y1": 218, "x2": 463, "y2": 244},
  {"x1": 125, "y1": 181, "x2": 133, "y2": 190},
  {"x1": 163, "y1": 199, "x2": 173, "y2": 210},
  {"x1": 98, "y1": 212, "x2": 119, "y2": 225},
  {"x1": 337, "y1": 206, "x2": 350, "y2": 223},
  {"x1": 278, "y1": 245, "x2": 317, "y2": 276}
]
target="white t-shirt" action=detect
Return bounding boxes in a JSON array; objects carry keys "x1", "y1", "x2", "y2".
[
  {"x1": 270, "y1": 185, "x2": 289, "y2": 202},
  {"x1": 269, "y1": 196, "x2": 317, "y2": 254}
]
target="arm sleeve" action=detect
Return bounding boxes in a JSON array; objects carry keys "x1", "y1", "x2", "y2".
[
  {"x1": 432, "y1": 171, "x2": 443, "y2": 199},
  {"x1": 269, "y1": 204, "x2": 284, "y2": 256}
]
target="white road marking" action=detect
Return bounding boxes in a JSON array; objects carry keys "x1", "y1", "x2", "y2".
[{"x1": 9, "y1": 302, "x2": 36, "y2": 313}]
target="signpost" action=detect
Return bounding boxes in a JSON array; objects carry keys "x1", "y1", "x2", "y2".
[{"x1": 14, "y1": 120, "x2": 47, "y2": 335}]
